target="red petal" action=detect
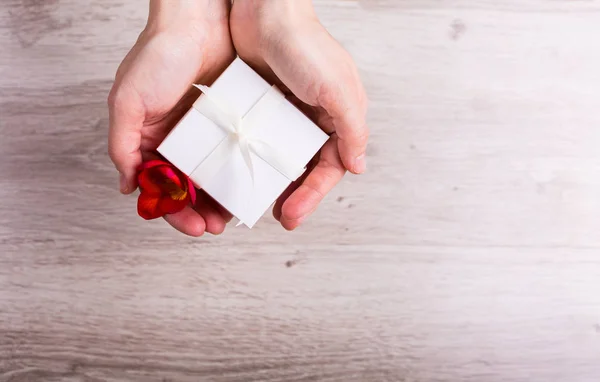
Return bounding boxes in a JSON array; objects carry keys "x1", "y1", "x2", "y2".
[
  {"x1": 137, "y1": 192, "x2": 162, "y2": 220},
  {"x1": 158, "y1": 195, "x2": 188, "y2": 215},
  {"x1": 138, "y1": 159, "x2": 170, "y2": 172},
  {"x1": 138, "y1": 169, "x2": 162, "y2": 194},
  {"x1": 187, "y1": 177, "x2": 197, "y2": 204},
  {"x1": 155, "y1": 165, "x2": 183, "y2": 188}
]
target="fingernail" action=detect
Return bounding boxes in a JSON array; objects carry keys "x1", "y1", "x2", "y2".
[
  {"x1": 119, "y1": 173, "x2": 128, "y2": 194},
  {"x1": 354, "y1": 154, "x2": 366, "y2": 174}
]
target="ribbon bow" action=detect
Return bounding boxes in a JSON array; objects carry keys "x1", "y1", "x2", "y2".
[{"x1": 190, "y1": 84, "x2": 305, "y2": 187}]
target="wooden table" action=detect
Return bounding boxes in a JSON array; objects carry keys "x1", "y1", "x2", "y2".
[{"x1": 1, "y1": 1, "x2": 600, "y2": 381}]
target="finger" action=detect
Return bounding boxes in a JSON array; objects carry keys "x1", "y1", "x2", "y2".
[
  {"x1": 266, "y1": 24, "x2": 369, "y2": 174},
  {"x1": 216, "y1": 203, "x2": 234, "y2": 224},
  {"x1": 273, "y1": 154, "x2": 317, "y2": 221},
  {"x1": 321, "y1": 77, "x2": 369, "y2": 175},
  {"x1": 315, "y1": 106, "x2": 336, "y2": 134},
  {"x1": 164, "y1": 206, "x2": 207, "y2": 237},
  {"x1": 273, "y1": 180, "x2": 301, "y2": 222},
  {"x1": 205, "y1": 195, "x2": 234, "y2": 224},
  {"x1": 194, "y1": 191, "x2": 227, "y2": 235},
  {"x1": 107, "y1": 83, "x2": 145, "y2": 194},
  {"x1": 280, "y1": 135, "x2": 346, "y2": 231}
]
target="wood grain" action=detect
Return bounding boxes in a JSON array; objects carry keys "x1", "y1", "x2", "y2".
[{"x1": 2, "y1": 0, "x2": 600, "y2": 381}]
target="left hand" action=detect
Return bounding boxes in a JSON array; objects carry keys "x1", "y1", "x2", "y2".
[{"x1": 108, "y1": 0, "x2": 235, "y2": 236}]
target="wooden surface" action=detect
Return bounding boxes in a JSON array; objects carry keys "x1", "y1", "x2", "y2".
[{"x1": 1, "y1": 0, "x2": 600, "y2": 381}]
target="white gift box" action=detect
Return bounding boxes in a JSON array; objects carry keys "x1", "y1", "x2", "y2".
[{"x1": 157, "y1": 58, "x2": 329, "y2": 228}]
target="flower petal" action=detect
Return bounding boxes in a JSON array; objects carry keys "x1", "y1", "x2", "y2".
[
  {"x1": 138, "y1": 159, "x2": 169, "y2": 172},
  {"x1": 136, "y1": 160, "x2": 195, "y2": 220},
  {"x1": 155, "y1": 165, "x2": 184, "y2": 188},
  {"x1": 137, "y1": 192, "x2": 162, "y2": 220},
  {"x1": 187, "y1": 177, "x2": 197, "y2": 204},
  {"x1": 158, "y1": 195, "x2": 189, "y2": 215},
  {"x1": 138, "y1": 168, "x2": 162, "y2": 194}
]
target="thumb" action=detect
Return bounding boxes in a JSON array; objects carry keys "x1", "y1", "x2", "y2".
[
  {"x1": 266, "y1": 22, "x2": 370, "y2": 174},
  {"x1": 319, "y1": 69, "x2": 369, "y2": 175},
  {"x1": 107, "y1": 84, "x2": 144, "y2": 194}
]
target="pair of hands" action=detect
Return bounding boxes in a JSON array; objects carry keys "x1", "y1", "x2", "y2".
[{"x1": 108, "y1": 0, "x2": 369, "y2": 236}]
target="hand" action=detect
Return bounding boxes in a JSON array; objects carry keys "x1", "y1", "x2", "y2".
[
  {"x1": 230, "y1": 0, "x2": 369, "y2": 230},
  {"x1": 108, "y1": 0, "x2": 235, "y2": 236}
]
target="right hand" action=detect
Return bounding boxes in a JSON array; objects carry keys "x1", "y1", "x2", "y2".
[
  {"x1": 230, "y1": 0, "x2": 369, "y2": 230},
  {"x1": 108, "y1": 0, "x2": 235, "y2": 236}
]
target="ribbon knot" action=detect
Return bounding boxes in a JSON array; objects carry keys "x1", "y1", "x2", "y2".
[{"x1": 189, "y1": 84, "x2": 306, "y2": 189}]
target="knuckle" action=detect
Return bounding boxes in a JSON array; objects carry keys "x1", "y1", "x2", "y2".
[
  {"x1": 316, "y1": 79, "x2": 342, "y2": 110},
  {"x1": 107, "y1": 144, "x2": 121, "y2": 167},
  {"x1": 108, "y1": 82, "x2": 141, "y2": 115},
  {"x1": 107, "y1": 137, "x2": 127, "y2": 171},
  {"x1": 107, "y1": 85, "x2": 124, "y2": 110},
  {"x1": 352, "y1": 125, "x2": 370, "y2": 148},
  {"x1": 356, "y1": 125, "x2": 370, "y2": 146}
]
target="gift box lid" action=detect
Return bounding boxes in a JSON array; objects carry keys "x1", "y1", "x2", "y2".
[{"x1": 158, "y1": 57, "x2": 329, "y2": 228}]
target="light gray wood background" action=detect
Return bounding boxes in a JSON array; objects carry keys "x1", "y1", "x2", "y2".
[{"x1": 1, "y1": 0, "x2": 600, "y2": 381}]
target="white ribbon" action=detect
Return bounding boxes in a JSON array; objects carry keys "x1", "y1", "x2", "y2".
[{"x1": 190, "y1": 84, "x2": 306, "y2": 188}]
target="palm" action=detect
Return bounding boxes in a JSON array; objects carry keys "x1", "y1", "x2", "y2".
[
  {"x1": 118, "y1": 29, "x2": 234, "y2": 159},
  {"x1": 109, "y1": 19, "x2": 235, "y2": 236},
  {"x1": 230, "y1": 3, "x2": 366, "y2": 230}
]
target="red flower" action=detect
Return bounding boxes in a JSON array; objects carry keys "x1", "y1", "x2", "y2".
[{"x1": 136, "y1": 160, "x2": 196, "y2": 220}]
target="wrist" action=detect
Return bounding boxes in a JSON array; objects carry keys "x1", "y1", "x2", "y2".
[
  {"x1": 146, "y1": 0, "x2": 229, "y2": 35},
  {"x1": 237, "y1": 0, "x2": 317, "y2": 37},
  {"x1": 248, "y1": 0, "x2": 316, "y2": 26}
]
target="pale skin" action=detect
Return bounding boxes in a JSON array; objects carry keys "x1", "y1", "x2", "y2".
[{"x1": 108, "y1": 0, "x2": 369, "y2": 236}]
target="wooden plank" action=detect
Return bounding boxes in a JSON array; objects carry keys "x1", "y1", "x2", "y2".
[{"x1": 1, "y1": 0, "x2": 600, "y2": 381}]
